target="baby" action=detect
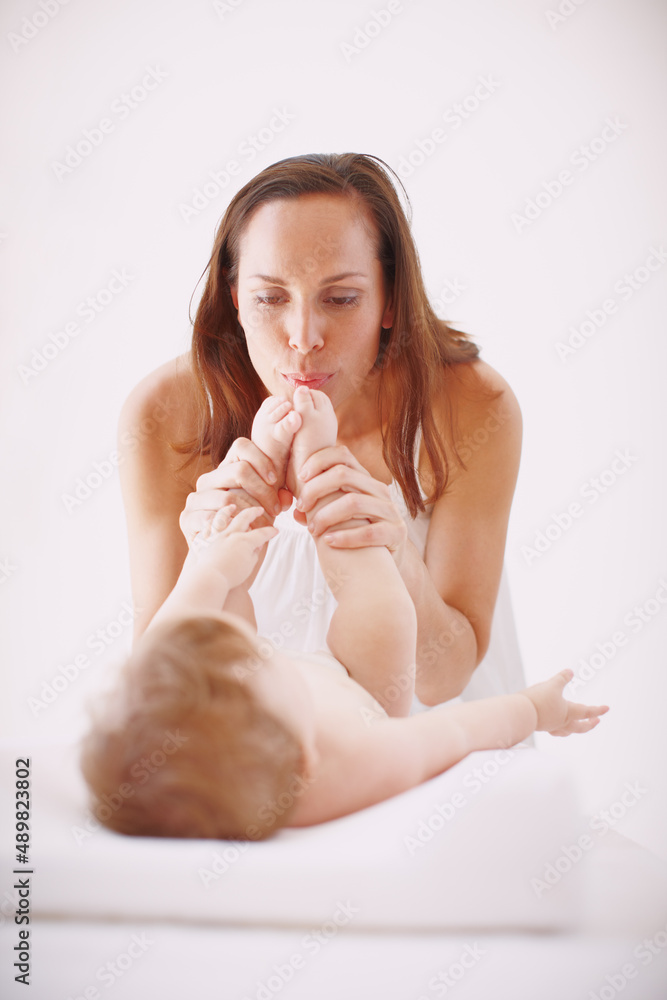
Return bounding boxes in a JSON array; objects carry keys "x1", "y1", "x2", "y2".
[
  {"x1": 81, "y1": 388, "x2": 609, "y2": 841},
  {"x1": 221, "y1": 385, "x2": 419, "y2": 716}
]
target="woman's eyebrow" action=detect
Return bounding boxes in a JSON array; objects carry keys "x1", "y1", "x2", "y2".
[{"x1": 248, "y1": 271, "x2": 368, "y2": 284}]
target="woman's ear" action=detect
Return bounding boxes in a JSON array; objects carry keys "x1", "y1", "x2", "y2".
[{"x1": 229, "y1": 284, "x2": 239, "y2": 310}]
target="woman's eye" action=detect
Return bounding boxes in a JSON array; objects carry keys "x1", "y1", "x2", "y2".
[
  {"x1": 326, "y1": 296, "x2": 359, "y2": 308},
  {"x1": 252, "y1": 293, "x2": 359, "y2": 308},
  {"x1": 254, "y1": 295, "x2": 284, "y2": 306}
]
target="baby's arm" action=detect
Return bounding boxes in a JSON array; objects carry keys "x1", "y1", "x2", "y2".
[
  {"x1": 144, "y1": 506, "x2": 276, "y2": 637},
  {"x1": 392, "y1": 668, "x2": 609, "y2": 783},
  {"x1": 289, "y1": 670, "x2": 608, "y2": 827}
]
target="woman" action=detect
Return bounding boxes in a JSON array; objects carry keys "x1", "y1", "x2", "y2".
[{"x1": 117, "y1": 152, "x2": 522, "y2": 707}]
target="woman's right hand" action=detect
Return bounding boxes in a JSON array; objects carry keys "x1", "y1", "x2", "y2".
[{"x1": 179, "y1": 436, "x2": 293, "y2": 546}]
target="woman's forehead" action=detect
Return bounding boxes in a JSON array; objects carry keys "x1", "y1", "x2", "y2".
[{"x1": 237, "y1": 194, "x2": 379, "y2": 277}]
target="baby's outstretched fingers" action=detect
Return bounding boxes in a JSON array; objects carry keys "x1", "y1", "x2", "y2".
[
  {"x1": 551, "y1": 699, "x2": 610, "y2": 737},
  {"x1": 556, "y1": 716, "x2": 601, "y2": 736},
  {"x1": 572, "y1": 701, "x2": 610, "y2": 719}
]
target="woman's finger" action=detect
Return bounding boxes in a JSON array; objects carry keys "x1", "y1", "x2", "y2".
[
  {"x1": 193, "y1": 463, "x2": 282, "y2": 516},
  {"x1": 320, "y1": 521, "x2": 405, "y2": 552},
  {"x1": 297, "y1": 445, "x2": 370, "y2": 484},
  {"x1": 306, "y1": 492, "x2": 399, "y2": 537},
  {"x1": 297, "y1": 466, "x2": 390, "y2": 514},
  {"x1": 221, "y1": 435, "x2": 279, "y2": 483},
  {"x1": 197, "y1": 437, "x2": 279, "y2": 492}
]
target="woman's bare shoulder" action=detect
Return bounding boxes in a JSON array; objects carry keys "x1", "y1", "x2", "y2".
[
  {"x1": 118, "y1": 352, "x2": 213, "y2": 491},
  {"x1": 438, "y1": 358, "x2": 521, "y2": 437},
  {"x1": 119, "y1": 352, "x2": 200, "y2": 441}
]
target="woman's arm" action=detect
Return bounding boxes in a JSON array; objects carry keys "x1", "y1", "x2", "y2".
[
  {"x1": 117, "y1": 359, "x2": 202, "y2": 646},
  {"x1": 117, "y1": 357, "x2": 288, "y2": 645},
  {"x1": 291, "y1": 361, "x2": 522, "y2": 706},
  {"x1": 410, "y1": 361, "x2": 523, "y2": 704}
]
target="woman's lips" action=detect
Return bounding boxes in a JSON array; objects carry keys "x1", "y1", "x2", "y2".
[{"x1": 281, "y1": 373, "x2": 334, "y2": 390}]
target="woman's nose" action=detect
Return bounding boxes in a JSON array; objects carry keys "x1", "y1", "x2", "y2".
[{"x1": 286, "y1": 302, "x2": 325, "y2": 353}]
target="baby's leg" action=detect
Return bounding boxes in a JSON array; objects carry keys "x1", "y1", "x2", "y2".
[
  {"x1": 288, "y1": 387, "x2": 417, "y2": 716},
  {"x1": 222, "y1": 586, "x2": 258, "y2": 630},
  {"x1": 251, "y1": 395, "x2": 302, "y2": 489},
  {"x1": 221, "y1": 398, "x2": 303, "y2": 626}
]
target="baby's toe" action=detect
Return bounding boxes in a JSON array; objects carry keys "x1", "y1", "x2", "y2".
[
  {"x1": 309, "y1": 388, "x2": 335, "y2": 417},
  {"x1": 263, "y1": 396, "x2": 292, "y2": 422},
  {"x1": 273, "y1": 408, "x2": 301, "y2": 445},
  {"x1": 252, "y1": 396, "x2": 293, "y2": 445},
  {"x1": 292, "y1": 385, "x2": 315, "y2": 415}
]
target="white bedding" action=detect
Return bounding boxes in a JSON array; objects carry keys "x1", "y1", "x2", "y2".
[
  {"x1": 1, "y1": 740, "x2": 665, "y2": 937},
  {"x1": 4, "y1": 921, "x2": 667, "y2": 1000}
]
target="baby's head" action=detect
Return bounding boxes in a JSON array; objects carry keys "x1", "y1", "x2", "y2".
[{"x1": 80, "y1": 613, "x2": 314, "y2": 841}]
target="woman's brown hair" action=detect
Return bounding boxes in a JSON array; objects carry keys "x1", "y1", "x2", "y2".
[{"x1": 176, "y1": 153, "x2": 495, "y2": 517}]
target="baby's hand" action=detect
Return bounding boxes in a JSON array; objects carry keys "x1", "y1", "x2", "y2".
[
  {"x1": 189, "y1": 504, "x2": 278, "y2": 590},
  {"x1": 522, "y1": 669, "x2": 610, "y2": 736}
]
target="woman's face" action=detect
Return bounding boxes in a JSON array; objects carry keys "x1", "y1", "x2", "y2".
[{"x1": 229, "y1": 193, "x2": 394, "y2": 410}]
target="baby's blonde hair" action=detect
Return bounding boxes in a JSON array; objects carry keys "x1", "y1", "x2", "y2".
[{"x1": 80, "y1": 615, "x2": 306, "y2": 840}]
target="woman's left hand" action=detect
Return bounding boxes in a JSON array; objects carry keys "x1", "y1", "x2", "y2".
[{"x1": 291, "y1": 445, "x2": 408, "y2": 566}]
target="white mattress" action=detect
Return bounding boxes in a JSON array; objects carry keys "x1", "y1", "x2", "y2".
[
  {"x1": 4, "y1": 921, "x2": 667, "y2": 1000},
  {"x1": 1, "y1": 740, "x2": 665, "y2": 937}
]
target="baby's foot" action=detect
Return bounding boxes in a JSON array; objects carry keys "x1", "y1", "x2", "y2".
[
  {"x1": 285, "y1": 387, "x2": 338, "y2": 497},
  {"x1": 251, "y1": 396, "x2": 302, "y2": 488}
]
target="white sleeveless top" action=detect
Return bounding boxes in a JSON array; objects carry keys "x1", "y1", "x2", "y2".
[{"x1": 248, "y1": 425, "x2": 527, "y2": 707}]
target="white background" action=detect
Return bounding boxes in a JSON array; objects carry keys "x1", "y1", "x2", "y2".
[{"x1": 1, "y1": 0, "x2": 666, "y2": 870}]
